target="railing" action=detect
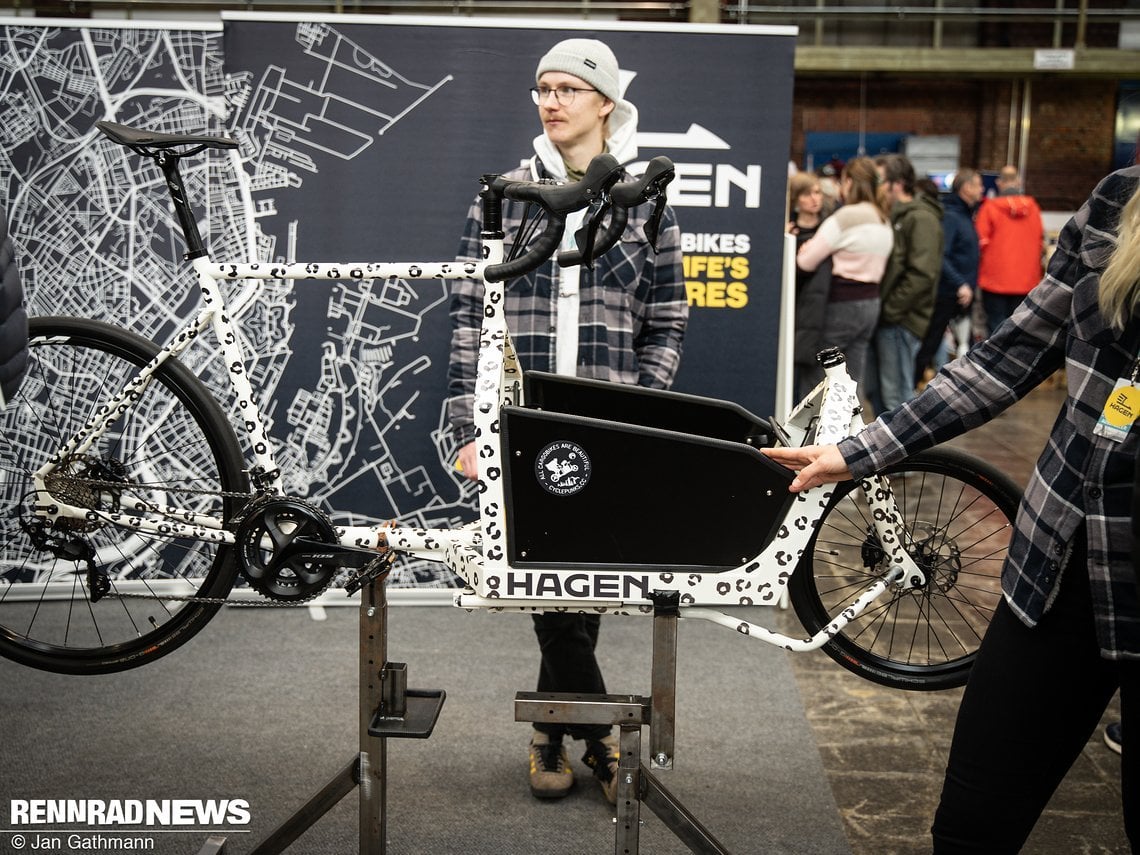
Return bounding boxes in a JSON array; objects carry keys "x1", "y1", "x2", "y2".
[
  {"x1": 727, "y1": 1, "x2": 1140, "y2": 49},
  {"x1": 9, "y1": 0, "x2": 1140, "y2": 51}
]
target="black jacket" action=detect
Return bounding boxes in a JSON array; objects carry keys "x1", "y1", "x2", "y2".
[{"x1": 0, "y1": 205, "x2": 29, "y2": 403}]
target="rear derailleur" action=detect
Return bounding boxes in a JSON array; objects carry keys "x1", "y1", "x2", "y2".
[{"x1": 20, "y1": 515, "x2": 109, "y2": 602}]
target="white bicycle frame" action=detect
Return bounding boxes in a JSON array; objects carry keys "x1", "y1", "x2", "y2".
[
  {"x1": 31, "y1": 123, "x2": 930, "y2": 652},
  {"x1": 32, "y1": 160, "x2": 927, "y2": 653}
]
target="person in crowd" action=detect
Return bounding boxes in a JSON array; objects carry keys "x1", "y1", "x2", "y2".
[
  {"x1": 915, "y1": 168, "x2": 983, "y2": 383},
  {"x1": 787, "y1": 171, "x2": 833, "y2": 398},
  {"x1": 763, "y1": 165, "x2": 1140, "y2": 853},
  {"x1": 447, "y1": 37, "x2": 686, "y2": 805},
  {"x1": 976, "y1": 164, "x2": 1045, "y2": 335},
  {"x1": 787, "y1": 170, "x2": 826, "y2": 243},
  {"x1": 795, "y1": 157, "x2": 893, "y2": 395},
  {"x1": 866, "y1": 153, "x2": 943, "y2": 413}
]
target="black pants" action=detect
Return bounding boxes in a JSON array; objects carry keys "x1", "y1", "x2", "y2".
[
  {"x1": 532, "y1": 612, "x2": 610, "y2": 743},
  {"x1": 932, "y1": 532, "x2": 1139, "y2": 852},
  {"x1": 915, "y1": 293, "x2": 967, "y2": 379}
]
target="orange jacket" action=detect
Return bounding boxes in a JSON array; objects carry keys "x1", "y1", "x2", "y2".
[{"x1": 975, "y1": 193, "x2": 1044, "y2": 295}]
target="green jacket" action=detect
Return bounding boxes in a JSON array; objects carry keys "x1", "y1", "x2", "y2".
[{"x1": 879, "y1": 193, "x2": 944, "y2": 338}]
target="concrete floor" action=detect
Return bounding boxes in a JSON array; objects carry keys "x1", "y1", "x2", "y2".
[{"x1": 780, "y1": 378, "x2": 1128, "y2": 854}]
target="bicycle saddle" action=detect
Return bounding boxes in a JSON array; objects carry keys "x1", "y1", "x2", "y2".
[{"x1": 96, "y1": 120, "x2": 239, "y2": 151}]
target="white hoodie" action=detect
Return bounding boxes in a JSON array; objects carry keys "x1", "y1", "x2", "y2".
[{"x1": 527, "y1": 97, "x2": 639, "y2": 375}]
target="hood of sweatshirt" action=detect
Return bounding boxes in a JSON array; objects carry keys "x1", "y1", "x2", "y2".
[
  {"x1": 894, "y1": 192, "x2": 944, "y2": 222},
  {"x1": 530, "y1": 97, "x2": 639, "y2": 181},
  {"x1": 987, "y1": 193, "x2": 1035, "y2": 219}
]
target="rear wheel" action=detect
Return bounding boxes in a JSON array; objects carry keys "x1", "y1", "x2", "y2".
[
  {"x1": 0, "y1": 316, "x2": 247, "y2": 674},
  {"x1": 790, "y1": 447, "x2": 1021, "y2": 691}
]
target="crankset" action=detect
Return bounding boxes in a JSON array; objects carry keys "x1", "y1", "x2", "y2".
[{"x1": 234, "y1": 496, "x2": 388, "y2": 603}]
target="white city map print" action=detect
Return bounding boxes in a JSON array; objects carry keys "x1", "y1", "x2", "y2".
[{"x1": 1, "y1": 19, "x2": 466, "y2": 587}]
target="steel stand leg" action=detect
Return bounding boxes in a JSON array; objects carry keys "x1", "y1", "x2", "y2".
[
  {"x1": 515, "y1": 590, "x2": 729, "y2": 855},
  {"x1": 197, "y1": 574, "x2": 444, "y2": 855},
  {"x1": 359, "y1": 577, "x2": 388, "y2": 855}
]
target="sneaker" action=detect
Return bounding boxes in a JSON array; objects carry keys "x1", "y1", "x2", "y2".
[
  {"x1": 582, "y1": 734, "x2": 622, "y2": 804},
  {"x1": 528, "y1": 731, "x2": 573, "y2": 799},
  {"x1": 1105, "y1": 721, "x2": 1122, "y2": 756}
]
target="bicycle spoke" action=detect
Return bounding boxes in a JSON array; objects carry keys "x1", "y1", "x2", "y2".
[{"x1": 793, "y1": 448, "x2": 1019, "y2": 689}]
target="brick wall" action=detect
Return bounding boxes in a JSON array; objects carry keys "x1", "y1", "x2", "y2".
[{"x1": 792, "y1": 75, "x2": 1119, "y2": 211}]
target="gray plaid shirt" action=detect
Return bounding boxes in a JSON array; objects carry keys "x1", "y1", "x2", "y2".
[
  {"x1": 447, "y1": 162, "x2": 687, "y2": 445},
  {"x1": 840, "y1": 166, "x2": 1140, "y2": 660}
]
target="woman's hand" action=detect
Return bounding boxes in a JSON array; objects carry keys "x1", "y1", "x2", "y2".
[{"x1": 761, "y1": 444, "x2": 852, "y2": 492}]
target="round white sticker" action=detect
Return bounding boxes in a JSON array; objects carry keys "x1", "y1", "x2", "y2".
[{"x1": 534, "y1": 441, "x2": 592, "y2": 496}]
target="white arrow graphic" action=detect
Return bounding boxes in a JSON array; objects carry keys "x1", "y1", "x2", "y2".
[{"x1": 636, "y1": 123, "x2": 731, "y2": 151}]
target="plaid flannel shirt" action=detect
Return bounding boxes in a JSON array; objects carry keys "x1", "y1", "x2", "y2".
[
  {"x1": 447, "y1": 162, "x2": 687, "y2": 445},
  {"x1": 839, "y1": 166, "x2": 1140, "y2": 659}
]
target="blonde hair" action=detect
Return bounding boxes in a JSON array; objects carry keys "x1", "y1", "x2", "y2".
[
  {"x1": 841, "y1": 157, "x2": 891, "y2": 222},
  {"x1": 787, "y1": 172, "x2": 820, "y2": 220},
  {"x1": 1100, "y1": 182, "x2": 1140, "y2": 330}
]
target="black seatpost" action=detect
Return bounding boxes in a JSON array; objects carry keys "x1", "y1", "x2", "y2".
[{"x1": 156, "y1": 149, "x2": 207, "y2": 260}]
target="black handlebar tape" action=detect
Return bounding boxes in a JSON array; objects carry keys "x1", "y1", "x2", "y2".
[
  {"x1": 503, "y1": 153, "x2": 623, "y2": 215},
  {"x1": 484, "y1": 217, "x2": 565, "y2": 283}
]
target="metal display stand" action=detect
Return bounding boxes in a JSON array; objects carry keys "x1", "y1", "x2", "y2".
[
  {"x1": 197, "y1": 570, "x2": 445, "y2": 855},
  {"x1": 515, "y1": 591, "x2": 729, "y2": 855}
]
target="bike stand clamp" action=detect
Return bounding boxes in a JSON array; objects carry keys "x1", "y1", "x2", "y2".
[
  {"x1": 196, "y1": 572, "x2": 445, "y2": 855},
  {"x1": 514, "y1": 590, "x2": 729, "y2": 855}
]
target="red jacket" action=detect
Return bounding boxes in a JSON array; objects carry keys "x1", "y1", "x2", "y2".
[{"x1": 975, "y1": 193, "x2": 1044, "y2": 295}]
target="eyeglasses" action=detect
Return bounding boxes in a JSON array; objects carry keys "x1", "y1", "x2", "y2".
[{"x1": 530, "y1": 85, "x2": 599, "y2": 106}]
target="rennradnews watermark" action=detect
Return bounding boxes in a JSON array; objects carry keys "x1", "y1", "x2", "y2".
[{"x1": 3, "y1": 799, "x2": 250, "y2": 853}]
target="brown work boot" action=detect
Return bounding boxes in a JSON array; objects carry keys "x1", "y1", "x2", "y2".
[
  {"x1": 583, "y1": 734, "x2": 621, "y2": 804},
  {"x1": 528, "y1": 731, "x2": 574, "y2": 799}
]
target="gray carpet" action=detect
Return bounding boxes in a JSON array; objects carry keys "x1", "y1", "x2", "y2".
[{"x1": 0, "y1": 601, "x2": 851, "y2": 854}]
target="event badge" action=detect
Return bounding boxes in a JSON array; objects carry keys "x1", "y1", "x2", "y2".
[{"x1": 1094, "y1": 359, "x2": 1140, "y2": 442}]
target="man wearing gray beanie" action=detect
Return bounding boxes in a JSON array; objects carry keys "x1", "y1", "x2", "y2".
[{"x1": 447, "y1": 37, "x2": 687, "y2": 806}]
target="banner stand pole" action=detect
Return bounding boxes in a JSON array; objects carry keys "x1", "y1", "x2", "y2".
[{"x1": 196, "y1": 570, "x2": 445, "y2": 855}]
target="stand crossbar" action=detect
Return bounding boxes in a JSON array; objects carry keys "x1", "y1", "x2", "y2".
[{"x1": 514, "y1": 591, "x2": 729, "y2": 855}]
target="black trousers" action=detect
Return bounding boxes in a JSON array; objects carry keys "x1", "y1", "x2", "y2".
[
  {"x1": 932, "y1": 531, "x2": 1139, "y2": 852},
  {"x1": 531, "y1": 612, "x2": 610, "y2": 743},
  {"x1": 915, "y1": 293, "x2": 968, "y2": 379}
]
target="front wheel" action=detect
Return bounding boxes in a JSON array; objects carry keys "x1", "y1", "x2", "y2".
[
  {"x1": 790, "y1": 447, "x2": 1022, "y2": 691},
  {"x1": 0, "y1": 317, "x2": 248, "y2": 674}
]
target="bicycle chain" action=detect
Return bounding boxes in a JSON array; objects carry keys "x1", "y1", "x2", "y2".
[
  {"x1": 47, "y1": 471, "x2": 254, "y2": 502},
  {"x1": 103, "y1": 589, "x2": 343, "y2": 607},
  {"x1": 40, "y1": 473, "x2": 393, "y2": 607}
]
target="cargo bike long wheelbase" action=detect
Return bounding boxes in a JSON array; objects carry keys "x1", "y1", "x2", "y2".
[{"x1": 0, "y1": 121, "x2": 1022, "y2": 689}]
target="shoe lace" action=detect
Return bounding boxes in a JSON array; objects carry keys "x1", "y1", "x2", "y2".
[
  {"x1": 582, "y1": 741, "x2": 618, "y2": 783},
  {"x1": 535, "y1": 742, "x2": 566, "y2": 773}
]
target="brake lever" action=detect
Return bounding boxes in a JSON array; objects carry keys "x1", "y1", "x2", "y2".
[
  {"x1": 560, "y1": 199, "x2": 610, "y2": 269},
  {"x1": 644, "y1": 193, "x2": 667, "y2": 251}
]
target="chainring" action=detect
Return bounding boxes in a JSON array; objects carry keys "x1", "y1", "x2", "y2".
[{"x1": 235, "y1": 496, "x2": 339, "y2": 603}]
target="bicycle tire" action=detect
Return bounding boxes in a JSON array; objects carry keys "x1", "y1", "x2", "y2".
[
  {"x1": 790, "y1": 446, "x2": 1022, "y2": 691},
  {"x1": 0, "y1": 316, "x2": 247, "y2": 674}
]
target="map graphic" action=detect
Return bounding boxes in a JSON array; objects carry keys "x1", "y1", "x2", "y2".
[{"x1": 1, "y1": 19, "x2": 467, "y2": 587}]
